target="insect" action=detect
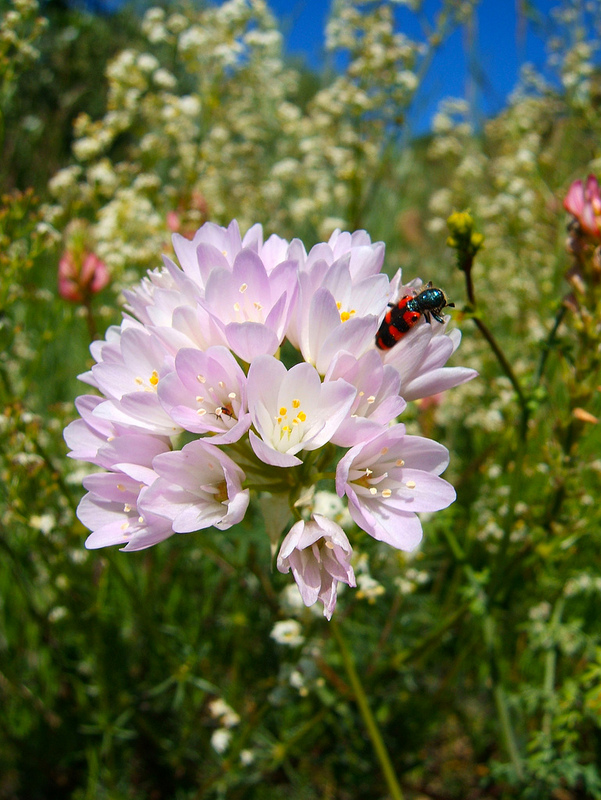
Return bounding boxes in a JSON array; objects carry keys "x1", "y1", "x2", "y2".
[
  {"x1": 375, "y1": 282, "x2": 455, "y2": 350},
  {"x1": 214, "y1": 405, "x2": 234, "y2": 420}
]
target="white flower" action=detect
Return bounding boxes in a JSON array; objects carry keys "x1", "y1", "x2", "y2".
[{"x1": 270, "y1": 619, "x2": 305, "y2": 647}]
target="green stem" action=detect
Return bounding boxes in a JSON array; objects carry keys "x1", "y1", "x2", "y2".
[
  {"x1": 493, "y1": 683, "x2": 524, "y2": 781},
  {"x1": 461, "y1": 254, "x2": 529, "y2": 435},
  {"x1": 483, "y1": 616, "x2": 524, "y2": 781},
  {"x1": 331, "y1": 619, "x2": 405, "y2": 800},
  {"x1": 542, "y1": 598, "x2": 564, "y2": 739}
]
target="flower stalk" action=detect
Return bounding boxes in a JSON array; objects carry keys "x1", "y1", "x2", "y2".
[
  {"x1": 447, "y1": 210, "x2": 530, "y2": 435},
  {"x1": 331, "y1": 619, "x2": 405, "y2": 800}
]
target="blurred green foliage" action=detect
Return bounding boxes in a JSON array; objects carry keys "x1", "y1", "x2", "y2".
[{"x1": 2, "y1": 0, "x2": 601, "y2": 798}]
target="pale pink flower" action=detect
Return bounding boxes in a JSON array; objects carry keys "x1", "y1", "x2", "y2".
[
  {"x1": 287, "y1": 253, "x2": 392, "y2": 368},
  {"x1": 336, "y1": 425, "x2": 456, "y2": 551},
  {"x1": 171, "y1": 219, "x2": 244, "y2": 286},
  {"x1": 246, "y1": 355, "x2": 356, "y2": 467},
  {"x1": 78, "y1": 472, "x2": 174, "y2": 552},
  {"x1": 325, "y1": 349, "x2": 406, "y2": 446},
  {"x1": 157, "y1": 345, "x2": 251, "y2": 443},
  {"x1": 64, "y1": 394, "x2": 171, "y2": 470},
  {"x1": 74, "y1": 428, "x2": 174, "y2": 552},
  {"x1": 88, "y1": 326, "x2": 181, "y2": 436},
  {"x1": 277, "y1": 515, "x2": 356, "y2": 620},
  {"x1": 380, "y1": 316, "x2": 478, "y2": 401},
  {"x1": 139, "y1": 440, "x2": 249, "y2": 533},
  {"x1": 201, "y1": 250, "x2": 299, "y2": 362}
]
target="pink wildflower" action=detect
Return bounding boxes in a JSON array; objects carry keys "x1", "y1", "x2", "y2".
[
  {"x1": 64, "y1": 218, "x2": 476, "y2": 618},
  {"x1": 58, "y1": 250, "x2": 110, "y2": 303},
  {"x1": 564, "y1": 174, "x2": 601, "y2": 239},
  {"x1": 336, "y1": 425, "x2": 456, "y2": 551},
  {"x1": 277, "y1": 515, "x2": 356, "y2": 620}
]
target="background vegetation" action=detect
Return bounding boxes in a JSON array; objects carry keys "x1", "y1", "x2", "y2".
[{"x1": 1, "y1": 0, "x2": 601, "y2": 797}]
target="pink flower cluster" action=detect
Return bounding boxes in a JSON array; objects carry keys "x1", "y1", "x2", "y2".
[
  {"x1": 564, "y1": 174, "x2": 601, "y2": 240},
  {"x1": 58, "y1": 250, "x2": 110, "y2": 303},
  {"x1": 65, "y1": 220, "x2": 476, "y2": 618}
]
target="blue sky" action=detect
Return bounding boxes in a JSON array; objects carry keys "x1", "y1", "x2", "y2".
[{"x1": 265, "y1": 0, "x2": 559, "y2": 133}]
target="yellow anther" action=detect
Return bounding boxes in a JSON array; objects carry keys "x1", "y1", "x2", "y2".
[
  {"x1": 366, "y1": 395, "x2": 376, "y2": 404},
  {"x1": 396, "y1": 459, "x2": 405, "y2": 467},
  {"x1": 282, "y1": 425, "x2": 291, "y2": 434},
  {"x1": 369, "y1": 487, "x2": 378, "y2": 495},
  {"x1": 279, "y1": 406, "x2": 287, "y2": 416},
  {"x1": 137, "y1": 516, "x2": 144, "y2": 524},
  {"x1": 196, "y1": 374, "x2": 206, "y2": 384},
  {"x1": 381, "y1": 489, "x2": 392, "y2": 498},
  {"x1": 292, "y1": 399, "x2": 301, "y2": 408},
  {"x1": 406, "y1": 480, "x2": 416, "y2": 489},
  {"x1": 197, "y1": 408, "x2": 207, "y2": 416},
  {"x1": 228, "y1": 392, "x2": 236, "y2": 400},
  {"x1": 297, "y1": 411, "x2": 306, "y2": 422},
  {"x1": 117, "y1": 484, "x2": 126, "y2": 491},
  {"x1": 149, "y1": 370, "x2": 159, "y2": 387},
  {"x1": 254, "y1": 301, "x2": 263, "y2": 311},
  {"x1": 233, "y1": 302, "x2": 241, "y2": 312},
  {"x1": 239, "y1": 283, "x2": 248, "y2": 293},
  {"x1": 325, "y1": 541, "x2": 335, "y2": 550},
  {"x1": 121, "y1": 522, "x2": 129, "y2": 531},
  {"x1": 340, "y1": 311, "x2": 351, "y2": 322},
  {"x1": 123, "y1": 504, "x2": 132, "y2": 513},
  {"x1": 380, "y1": 447, "x2": 389, "y2": 455}
]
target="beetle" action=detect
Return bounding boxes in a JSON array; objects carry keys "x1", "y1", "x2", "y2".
[{"x1": 375, "y1": 283, "x2": 454, "y2": 350}]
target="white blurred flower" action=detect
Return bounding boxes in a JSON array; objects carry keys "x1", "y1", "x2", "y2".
[{"x1": 270, "y1": 620, "x2": 305, "y2": 647}]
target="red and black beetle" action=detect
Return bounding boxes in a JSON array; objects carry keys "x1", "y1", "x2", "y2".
[{"x1": 375, "y1": 283, "x2": 454, "y2": 350}]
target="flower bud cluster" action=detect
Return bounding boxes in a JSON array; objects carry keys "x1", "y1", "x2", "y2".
[{"x1": 65, "y1": 219, "x2": 476, "y2": 619}]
